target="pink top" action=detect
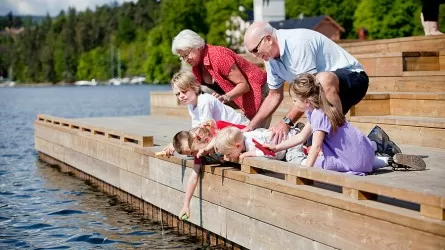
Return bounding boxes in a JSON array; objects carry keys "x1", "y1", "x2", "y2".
[{"x1": 192, "y1": 45, "x2": 266, "y2": 120}]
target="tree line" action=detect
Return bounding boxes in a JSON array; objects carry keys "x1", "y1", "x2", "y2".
[{"x1": 0, "y1": 0, "x2": 442, "y2": 84}]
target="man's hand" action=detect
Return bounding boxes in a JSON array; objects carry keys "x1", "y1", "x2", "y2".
[
  {"x1": 162, "y1": 143, "x2": 175, "y2": 157},
  {"x1": 241, "y1": 126, "x2": 253, "y2": 132},
  {"x1": 178, "y1": 206, "x2": 190, "y2": 219},
  {"x1": 268, "y1": 121, "x2": 290, "y2": 144}
]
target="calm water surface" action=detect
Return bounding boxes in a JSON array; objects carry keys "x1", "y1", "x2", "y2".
[{"x1": 0, "y1": 85, "x2": 202, "y2": 249}]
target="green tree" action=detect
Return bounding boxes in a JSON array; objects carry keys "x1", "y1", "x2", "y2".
[{"x1": 143, "y1": 0, "x2": 208, "y2": 83}]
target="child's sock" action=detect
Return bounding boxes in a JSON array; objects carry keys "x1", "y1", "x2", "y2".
[{"x1": 373, "y1": 156, "x2": 389, "y2": 169}]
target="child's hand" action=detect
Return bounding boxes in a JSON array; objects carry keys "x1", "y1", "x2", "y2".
[
  {"x1": 239, "y1": 152, "x2": 255, "y2": 161},
  {"x1": 178, "y1": 206, "x2": 190, "y2": 220},
  {"x1": 196, "y1": 148, "x2": 208, "y2": 158},
  {"x1": 162, "y1": 143, "x2": 175, "y2": 157},
  {"x1": 263, "y1": 143, "x2": 278, "y2": 152}
]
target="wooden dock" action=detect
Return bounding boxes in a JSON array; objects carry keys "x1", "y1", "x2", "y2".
[
  {"x1": 35, "y1": 114, "x2": 445, "y2": 249},
  {"x1": 35, "y1": 35, "x2": 445, "y2": 249}
]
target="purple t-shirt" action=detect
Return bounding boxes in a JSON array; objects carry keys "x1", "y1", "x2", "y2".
[{"x1": 307, "y1": 109, "x2": 375, "y2": 175}]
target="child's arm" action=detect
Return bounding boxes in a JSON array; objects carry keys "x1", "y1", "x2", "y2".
[
  {"x1": 274, "y1": 122, "x2": 312, "y2": 151},
  {"x1": 196, "y1": 137, "x2": 216, "y2": 158},
  {"x1": 304, "y1": 130, "x2": 325, "y2": 167},
  {"x1": 239, "y1": 150, "x2": 259, "y2": 160},
  {"x1": 159, "y1": 143, "x2": 175, "y2": 157},
  {"x1": 178, "y1": 161, "x2": 201, "y2": 219}
]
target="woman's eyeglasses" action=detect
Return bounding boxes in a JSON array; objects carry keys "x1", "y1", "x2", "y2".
[{"x1": 179, "y1": 49, "x2": 192, "y2": 61}]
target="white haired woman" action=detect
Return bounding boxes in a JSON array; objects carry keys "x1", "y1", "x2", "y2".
[{"x1": 172, "y1": 29, "x2": 270, "y2": 128}]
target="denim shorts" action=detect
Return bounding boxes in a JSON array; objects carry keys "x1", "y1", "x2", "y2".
[{"x1": 333, "y1": 69, "x2": 369, "y2": 114}]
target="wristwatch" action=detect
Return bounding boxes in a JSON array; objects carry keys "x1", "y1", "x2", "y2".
[{"x1": 283, "y1": 116, "x2": 294, "y2": 127}]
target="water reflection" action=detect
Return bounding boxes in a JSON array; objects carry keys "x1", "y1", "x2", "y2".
[{"x1": 0, "y1": 86, "x2": 202, "y2": 249}]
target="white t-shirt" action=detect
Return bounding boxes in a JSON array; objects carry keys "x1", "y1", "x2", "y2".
[
  {"x1": 266, "y1": 28, "x2": 364, "y2": 89},
  {"x1": 243, "y1": 128, "x2": 286, "y2": 160},
  {"x1": 188, "y1": 93, "x2": 250, "y2": 128}
]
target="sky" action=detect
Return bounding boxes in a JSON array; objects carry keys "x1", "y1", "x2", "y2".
[{"x1": 0, "y1": 0, "x2": 137, "y2": 16}]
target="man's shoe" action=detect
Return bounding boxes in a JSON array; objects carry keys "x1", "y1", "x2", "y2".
[
  {"x1": 391, "y1": 153, "x2": 426, "y2": 171},
  {"x1": 368, "y1": 125, "x2": 402, "y2": 157}
]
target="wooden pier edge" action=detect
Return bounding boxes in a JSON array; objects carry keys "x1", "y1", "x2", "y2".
[
  {"x1": 34, "y1": 116, "x2": 445, "y2": 250},
  {"x1": 37, "y1": 152, "x2": 244, "y2": 250}
]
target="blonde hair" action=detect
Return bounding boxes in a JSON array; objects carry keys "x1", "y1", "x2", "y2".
[
  {"x1": 213, "y1": 127, "x2": 244, "y2": 155},
  {"x1": 289, "y1": 73, "x2": 346, "y2": 132},
  {"x1": 171, "y1": 70, "x2": 201, "y2": 95},
  {"x1": 171, "y1": 29, "x2": 205, "y2": 55}
]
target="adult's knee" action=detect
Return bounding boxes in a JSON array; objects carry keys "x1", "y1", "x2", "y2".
[{"x1": 315, "y1": 72, "x2": 339, "y2": 91}]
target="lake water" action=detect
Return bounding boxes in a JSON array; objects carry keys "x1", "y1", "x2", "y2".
[{"x1": 0, "y1": 85, "x2": 202, "y2": 249}]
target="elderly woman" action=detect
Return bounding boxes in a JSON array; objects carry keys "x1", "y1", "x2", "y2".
[{"x1": 171, "y1": 29, "x2": 269, "y2": 126}]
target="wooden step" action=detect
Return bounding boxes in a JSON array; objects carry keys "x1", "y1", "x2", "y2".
[
  {"x1": 151, "y1": 105, "x2": 445, "y2": 149},
  {"x1": 369, "y1": 78, "x2": 445, "y2": 92},
  {"x1": 283, "y1": 73, "x2": 445, "y2": 93},
  {"x1": 277, "y1": 92, "x2": 445, "y2": 118},
  {"x1": 338, "y1": 35, "x2": 445, "y2": 54},
  {"x1": 350, "y1": 116, "x2": 445, "y2": 149},
  {"x1": 270, "y1": 112, "x2": 445, "y2": 149},
  {"x1": 355, "y1": 52, "x2": 440, "y2": 77},
  {"x1": 352, "y1": 92, "x2": 445, "y2": 118}
]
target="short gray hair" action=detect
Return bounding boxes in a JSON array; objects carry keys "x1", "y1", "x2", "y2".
[
  {"x1": 171, "y1": 29, "x2": 205, "y2": 55},
  {"x1": 263, "y1": 23, "x2": 276, "y2": 37}
]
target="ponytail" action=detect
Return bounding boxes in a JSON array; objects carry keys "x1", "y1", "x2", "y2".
[{"x1": 290, "y1": 73, "x2": 345, "y2": 132}]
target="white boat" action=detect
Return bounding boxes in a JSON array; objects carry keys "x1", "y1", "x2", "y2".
[{"x1": 74, "y1": 79, "x2": 97, "y2": 86}]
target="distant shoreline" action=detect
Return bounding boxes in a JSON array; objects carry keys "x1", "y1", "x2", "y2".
[{"x1": 0, "y1": 82, "x2": 165, "y2": 88}]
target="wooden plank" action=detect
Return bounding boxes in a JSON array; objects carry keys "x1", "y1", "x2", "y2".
[
  {"x1": 390, "y1": 98, "x2": 445, "y2": 118},
  {"x1": 36, "y1": 115, "x2": 154, "y2": 148},
  {"x1": 338, "y1": 36, "x2": 445, "y2": 54},
  {"x1": 241, "y1": 164, "x2": 260, "y2": 174},
  {"x1": 36, "y1": 131, "x2": 445, "y2": 238},
  {"x1": 421, "y1": 205, "x2": 445, "y2": 220},
  {"x1": 352, "y1": 121, "x2": 445, "y2": 149},
  {"x1": 350, "y1": 99, "x2": 390, "y2": 116},
  {"x1": 349, "y1": 115, "x2": 445, "y2": 129},
  {"x1": 440, "y1": 50, "x2": 445, "y2": 71},
  {"x1": 33, "y1": 114, "x2": 440, "y2": 211},
  {"x1": 403, "y1": 56, "x2": 440, "y2": 71},
  {"x1": 343, "y1": 187, "x2": 377, "y2": 200}
]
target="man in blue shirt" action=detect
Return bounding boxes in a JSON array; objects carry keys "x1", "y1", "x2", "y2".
[{"x1": 243, "y1": 22, "x2": 369, "y2": 143}]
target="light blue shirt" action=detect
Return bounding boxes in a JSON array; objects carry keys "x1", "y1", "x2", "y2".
[{"x1": 266, "y1": 29, "x2": 364, "y2": 89}]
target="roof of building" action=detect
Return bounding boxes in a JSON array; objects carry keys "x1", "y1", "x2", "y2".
[{"x1": 269, "y1": 15, "x2": 345, "y2": 32}]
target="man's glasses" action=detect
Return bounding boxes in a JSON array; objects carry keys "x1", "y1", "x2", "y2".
[{"x1": 249, "y1": 36, "x2": 265, "y2": 54}]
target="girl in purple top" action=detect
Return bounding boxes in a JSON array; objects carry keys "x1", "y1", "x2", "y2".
[{"x1": 266, "y1": 73, "x2": 425, "y2": 175}]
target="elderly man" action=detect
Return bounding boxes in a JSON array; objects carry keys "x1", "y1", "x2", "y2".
[{"x1": 243, "y1": 22, "x2": 369, "y2": 143}]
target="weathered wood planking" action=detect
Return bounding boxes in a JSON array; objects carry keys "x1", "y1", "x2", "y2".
[
  {"x1": 338, "y1": 35, "x2": 445, "y2": 54},
  {"x1": 35, "y1": 126, "x2": 445, "y2": 249},
  {"x1": 33, "y1": 116, "x2": 444, "y2": 229}
]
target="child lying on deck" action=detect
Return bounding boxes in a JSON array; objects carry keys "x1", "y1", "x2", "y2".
[
  {"x1": 165, "y1": 120, "x2": 249, "y2": 220},
  {"x1": 161, "y1": 70, "x2": 250, "y2": 156},
  {"x1": 263, "y1": 73, "x2": 426, "y2": 175}
]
